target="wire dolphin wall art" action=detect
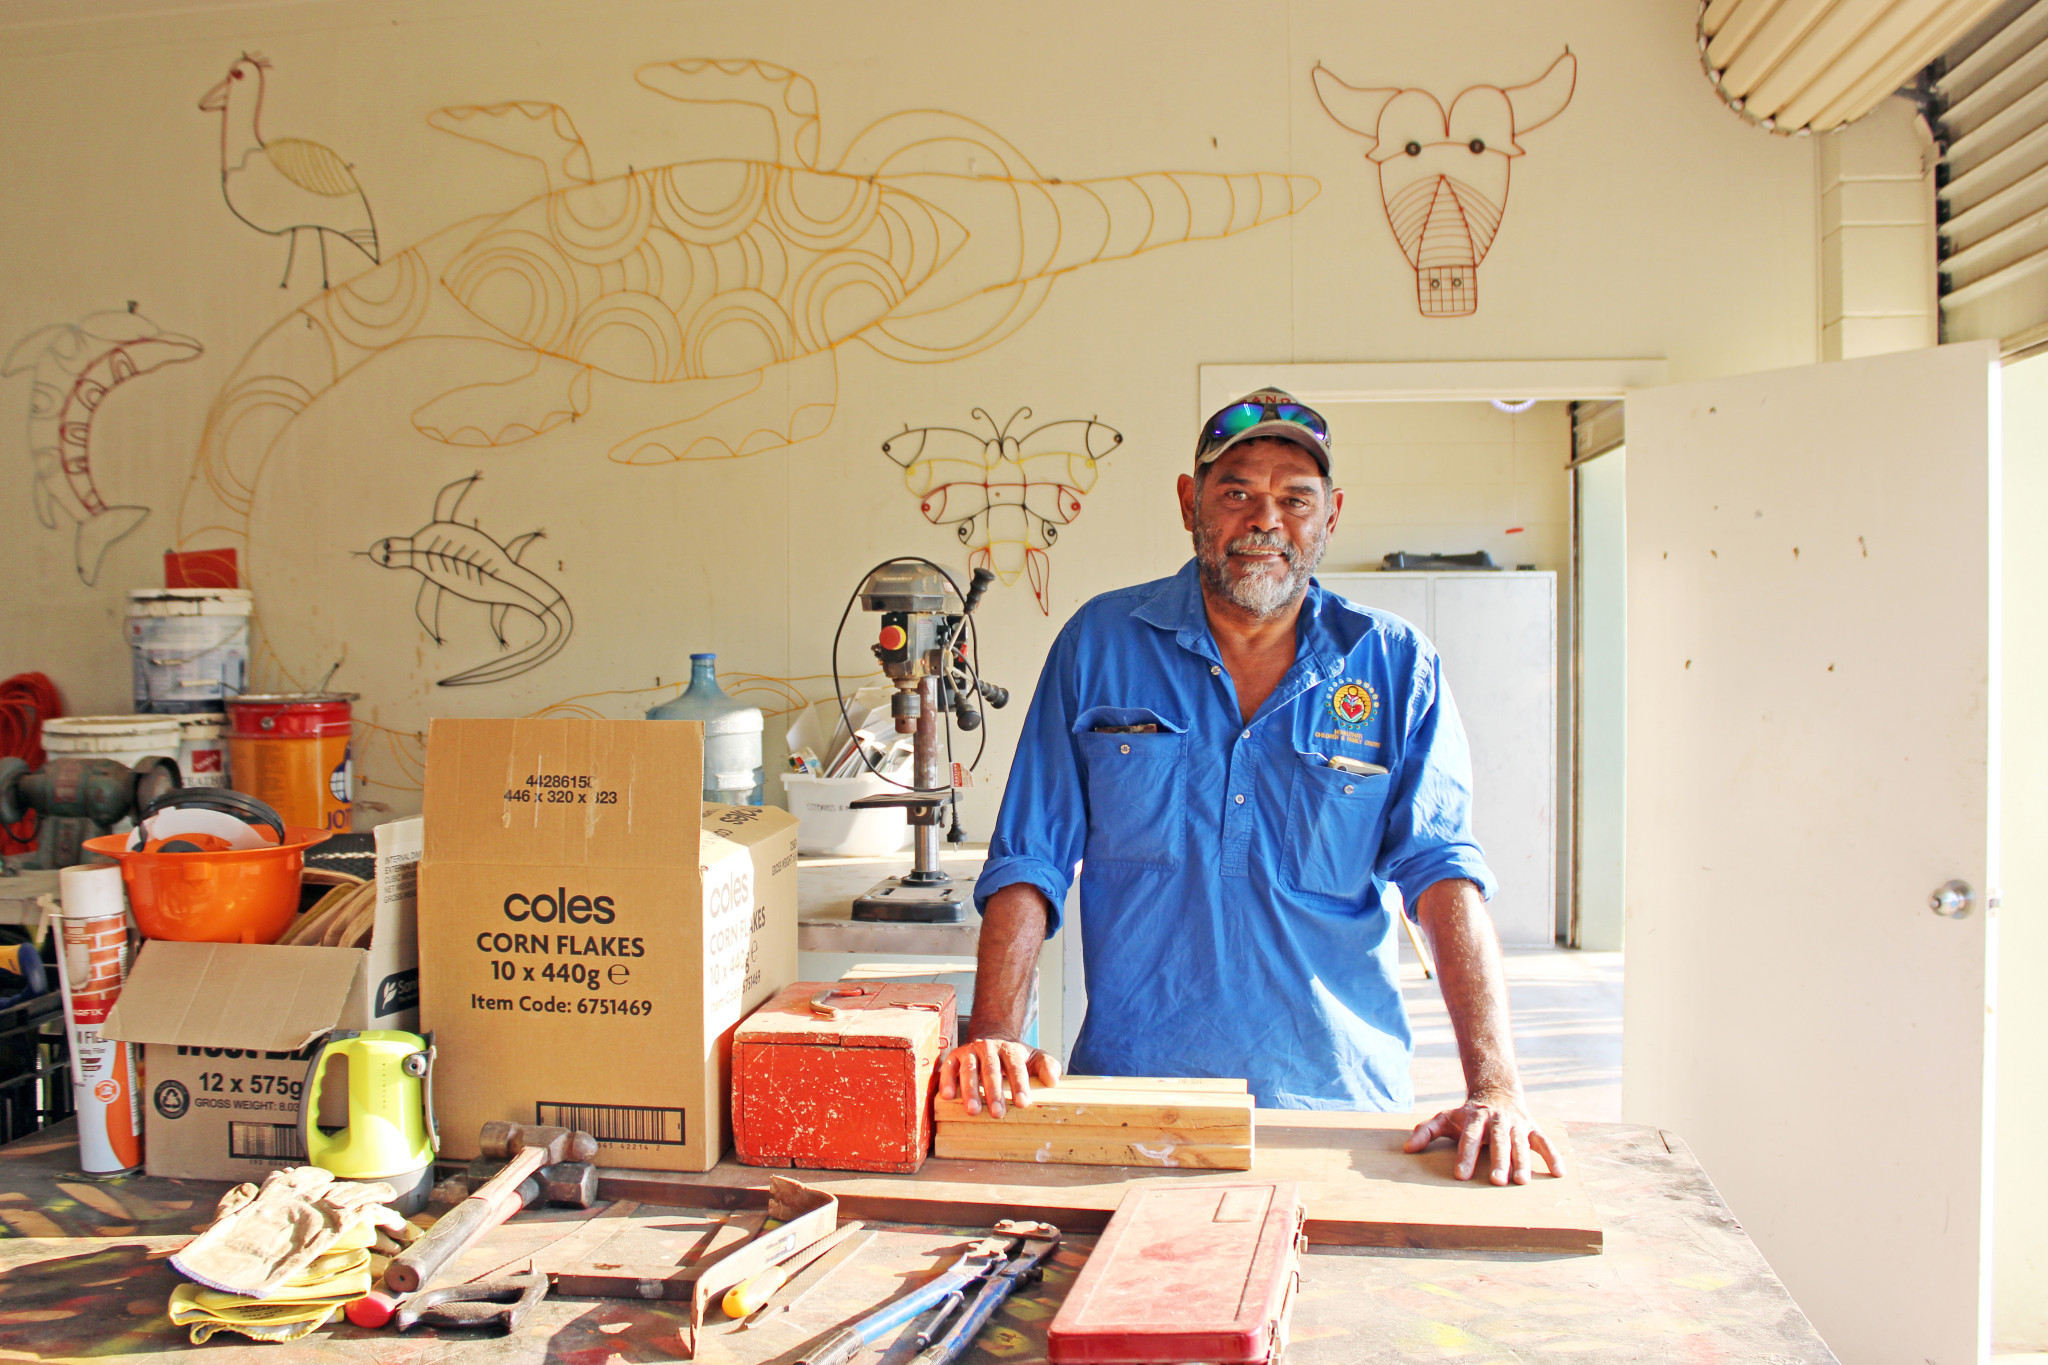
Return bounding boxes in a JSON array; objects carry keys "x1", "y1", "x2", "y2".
[
  {"x1": 359, "y1": 473, "x2": 573, "y2": 686},
  {"x1": 3, "y1": 306, "x2": 203, "y2": 585},
  {"x1": 1313, "y1": 52, "x2": 1576, "y2": 318},
  {"x1": 883, "y1": 406, "x2": 1121, "y2": 614}
]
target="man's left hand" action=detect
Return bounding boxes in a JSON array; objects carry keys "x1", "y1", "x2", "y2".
[{"x1": 1404, "y1": 1089, "x2": 1564, "y2": 1185}]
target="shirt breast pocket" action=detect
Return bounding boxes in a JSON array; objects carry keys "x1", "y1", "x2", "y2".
[
  {"x1": 1284, "y1": 752, "x2": 1392, "y2": 903},
  {"x1": 1074, "y1": 708, "x2": 1186, "y2": 868}
]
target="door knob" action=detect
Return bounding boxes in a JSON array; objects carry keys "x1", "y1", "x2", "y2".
[{"x1": 1930, "y1": 880, "x2": 1975, "y2": 918}]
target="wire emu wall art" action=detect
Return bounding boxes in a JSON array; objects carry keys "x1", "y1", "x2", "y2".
[{"x1": 200, "y1": 53, "x2": 380, "y2": 291}]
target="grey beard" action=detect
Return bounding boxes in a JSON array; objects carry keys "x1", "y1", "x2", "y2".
[{"x1": 1194, "y1": 520, "x2": 1326, "y2": 617}]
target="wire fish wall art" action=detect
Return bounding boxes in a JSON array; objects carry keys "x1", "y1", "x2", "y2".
[
  {"x1": 1312, "y1": 52, "x2": 1576, "y2": 318},
  {"x1": 882, "y1": 406, "x2": 1121, "y2": 615},
  {"x1": 2, "y1": 305, "x2": 203, "y2": 586},
  {"x1": 359, "y1": 473, "x2": 573, "y2": 686}
]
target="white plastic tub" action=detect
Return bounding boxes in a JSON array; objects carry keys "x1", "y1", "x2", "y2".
[{"x1": 780, "y1": 773, "x2": 912, "y2": 856}]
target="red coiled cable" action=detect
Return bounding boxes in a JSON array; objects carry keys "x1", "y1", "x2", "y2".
[{"x1": 0, "y1": 673, "x2": 63, "y2": 853}]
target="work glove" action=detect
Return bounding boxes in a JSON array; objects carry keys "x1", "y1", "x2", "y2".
[{"x1": 169, "y1": 1165, "x2": 400, "y2": 1298}]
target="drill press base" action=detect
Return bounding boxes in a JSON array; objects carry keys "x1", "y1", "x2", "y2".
[{"x1": 851, "y1": 877, "x2": 968, "y2": 923}]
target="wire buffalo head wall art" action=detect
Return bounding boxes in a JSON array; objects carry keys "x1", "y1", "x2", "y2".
[{"x1": 1313, "y1": 52, "x2": 1576, "y2": 318}]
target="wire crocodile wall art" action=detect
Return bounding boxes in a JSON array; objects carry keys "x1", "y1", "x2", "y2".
[
  {"x1": 360, "y1": 474, "x2": 573, "y2": 686},
  {"x1": 178, "y1": 56, "x2": 1320, "y2": 563}
]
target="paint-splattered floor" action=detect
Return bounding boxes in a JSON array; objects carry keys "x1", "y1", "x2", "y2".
[{"x1": 1404, "y1": 945, "x2": 1624, "y2": 1121}]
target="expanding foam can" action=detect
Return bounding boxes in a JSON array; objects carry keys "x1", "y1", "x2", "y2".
[{"x1": 55, "y1": 864, "x2": 143, "y2": 1175}]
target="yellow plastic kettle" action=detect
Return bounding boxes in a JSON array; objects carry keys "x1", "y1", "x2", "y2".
[{"x1": 300, "y1": 1029, "x2": 437, "y2": 1213}]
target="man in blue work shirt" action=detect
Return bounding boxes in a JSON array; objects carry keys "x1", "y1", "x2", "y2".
[{"x1": 939, "y1": 388, "x2": 1563, "y2": 1186}]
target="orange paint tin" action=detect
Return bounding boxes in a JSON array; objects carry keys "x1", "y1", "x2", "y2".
[
  {"x1": 227, "y1": 692, "x2": 355, "y2": 832},
  {"x1": 732, "y1": 982, "x2": 956, "y2": 1174}
]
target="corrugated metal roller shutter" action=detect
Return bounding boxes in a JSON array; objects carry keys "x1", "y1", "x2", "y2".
[
  {"x1": 1700, "y1": 0, "x2": 2008, "y2": 134},
  {"x1": 1935, "y1": 0, "x2": 2048, "y2": 352}
]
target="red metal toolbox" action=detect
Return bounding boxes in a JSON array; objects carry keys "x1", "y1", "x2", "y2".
[
  {"x1": 1048, "y1": 1181, "x2": 1304, "y2": 1364},
  {"x1": 730, "y1": 981, "x2": 956, "y2": 1174}
]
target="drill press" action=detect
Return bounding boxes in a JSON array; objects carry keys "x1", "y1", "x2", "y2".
[{"x1": 847, "y1": 561, "x2": 1007, "y2": 923}]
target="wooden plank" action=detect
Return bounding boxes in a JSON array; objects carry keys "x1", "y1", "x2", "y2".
[
  {"x1": 932, "y1": 1129, "x2": 1252, "y2": 1170},
  {"x1": 935, "y1": 1122, "x2": 1248, "y2": 1148},
  {"x1": 596, "y1": 1111, "x2": 1601, "y2": 1254},
  {"x1": 933, "y1": 1084, "x2": 1254, "y2": 1130},
  {"x1": 1058, "y1": 1074, "x2": 1249, "y2": 1093}
]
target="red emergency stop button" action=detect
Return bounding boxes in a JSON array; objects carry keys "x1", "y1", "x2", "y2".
[{"x1": 878, "y1": 624, "x2": 906, "y2": 650}]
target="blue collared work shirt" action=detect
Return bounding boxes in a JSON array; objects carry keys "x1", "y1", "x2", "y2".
[{"x1": 976, "y1": 560, "x2": 1496, "y2": 1109}]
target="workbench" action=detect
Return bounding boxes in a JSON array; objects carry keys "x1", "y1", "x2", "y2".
[{"x1": 0, "y1": 1116, "x2": 1837, "y2": 1363}]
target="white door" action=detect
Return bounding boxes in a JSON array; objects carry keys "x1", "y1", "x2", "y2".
[{"x1": 1624, "y1": 341, "x2": 2000, "y2": 1365}]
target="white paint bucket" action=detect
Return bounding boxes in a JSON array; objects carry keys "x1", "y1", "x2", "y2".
[
  {"x1": 43, "y1": 715, "x2": 185, "y2": 768},
  {"x1": 175, "y1": 713, "x2": 228, "y2": 788},
  {"x1": 126, "y1": 589, "x2": 252, "y2": 714}
]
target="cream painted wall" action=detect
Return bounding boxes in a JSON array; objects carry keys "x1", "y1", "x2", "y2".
[
  {"x1": 1996, "y1": 351, "x2": 2048, "y2": 1350},
  {"x1": 0, "y1": 0, "x2": 1816, "y2": 834},
  {"x1": 1318, "y1": 401, "x2": 1570, "y2": 576}
]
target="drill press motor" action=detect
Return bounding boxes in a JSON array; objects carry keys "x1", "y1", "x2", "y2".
[{"x1": 846, "y1": 561, "x2": 1007, "y2": 923}]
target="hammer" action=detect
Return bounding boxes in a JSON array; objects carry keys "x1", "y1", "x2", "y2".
[{"x1": 385, "y1": 1122, "x2": 596, "y2": 1294}]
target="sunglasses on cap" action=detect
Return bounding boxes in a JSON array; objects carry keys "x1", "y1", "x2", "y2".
[{"x1": 1196, "y1": 394, "x2": 1331, "y2": 466}]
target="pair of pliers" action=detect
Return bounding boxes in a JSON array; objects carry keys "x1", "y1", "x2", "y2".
[
  {"x1": 393, "y1": 1271, "x2": 548, "y2": 1334},
  {"x1": 797, "y1": 1221, "x2": 1060, "y2": 1365}
]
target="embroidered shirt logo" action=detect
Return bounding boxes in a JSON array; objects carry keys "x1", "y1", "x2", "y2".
[{"x1": 1329, "y1": 680, "x2": 1377, "y2": 728}]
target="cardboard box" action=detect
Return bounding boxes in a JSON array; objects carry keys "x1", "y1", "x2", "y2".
[
  {"x1": 101, "y1": 816, "x2": 423, "y2": 1182},
  {"x1": 417, "y1": 718, "x2": 797, "y2": 1173}
]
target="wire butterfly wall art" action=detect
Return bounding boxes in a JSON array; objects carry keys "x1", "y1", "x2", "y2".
[{"x1": 882, "y1": 406, "x2": 1122, "y2": 614}]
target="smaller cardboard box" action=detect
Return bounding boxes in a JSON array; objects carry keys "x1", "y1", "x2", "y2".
[
  {"x1": 102, "y1": 817, "x2": 422, "y2": 1182},
  {"x1": 417, "y1": 718, "x2": 798, "y2": 1174},
  {"x1": 732, "y1": 981, "x2": 956, "y2": 1174}
]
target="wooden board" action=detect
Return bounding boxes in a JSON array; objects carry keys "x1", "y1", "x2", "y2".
[
  {"x1": 597, "y1": 1110, "x2": 1601, "y2": 1254},
  {"x1": 1058, "y1": 1075, "x2": 1249, "y2": 1093},
  {"x1": 932, "y1": 1129, "x2": 1252, "y2": 1169},
  {"x1": 933, "y1": 1084, "x2": 1254, "y2": 1132}
]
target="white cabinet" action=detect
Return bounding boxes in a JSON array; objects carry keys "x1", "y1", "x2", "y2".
[{"x1": 1317, "y1": 571, "x2": 1557, "y2": 946}]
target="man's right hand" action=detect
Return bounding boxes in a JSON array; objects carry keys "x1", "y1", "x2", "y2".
[{"x1": 940, "y1": 1035, "x2": 1061, "y2": 1118}]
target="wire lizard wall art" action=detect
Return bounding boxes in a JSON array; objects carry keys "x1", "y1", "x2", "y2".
[
  {"x1": 359, "y1": 473, "x2": 573, "y2": 686},
  {"x1": 882, "y1": 406, "x2": 1121, "y2": 614}
]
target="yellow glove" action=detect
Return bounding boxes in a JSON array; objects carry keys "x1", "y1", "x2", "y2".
[{"x1": 167, "y1": 1285, "x2": 353, "y2": 1343}]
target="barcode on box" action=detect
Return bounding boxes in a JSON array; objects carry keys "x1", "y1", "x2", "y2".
[
  {"x1": 229, "y1": 1122, "x2": 306, "y2": 1161},
  {"x1": 536, "y1": 1102, "x2": 685, "y2": 1146}
]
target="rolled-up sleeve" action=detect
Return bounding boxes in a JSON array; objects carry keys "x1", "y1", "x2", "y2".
[
  {"x1": 975, "y1": 622, "x2": 1088, "y2": 935},
  {"x1": 1374, "y1": 648, "x2": 1497, "y2": 913}
]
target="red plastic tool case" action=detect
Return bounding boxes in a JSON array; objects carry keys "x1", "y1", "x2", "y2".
[
  {"x1": 730, "y1": 981, "x2": 956, "y2": 1174},
  {"x1": 1048, "y1": 1181, "x2": 1304, "y2": 1364}
]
